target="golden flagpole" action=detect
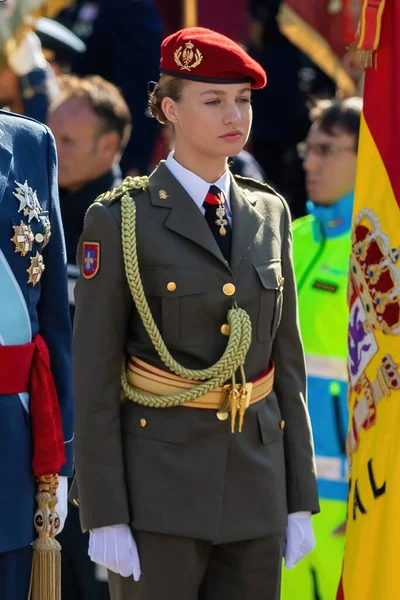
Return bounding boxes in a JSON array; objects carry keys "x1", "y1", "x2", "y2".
[{"x1": 182, "y1": 0, "x2": 198, "y2": 27}]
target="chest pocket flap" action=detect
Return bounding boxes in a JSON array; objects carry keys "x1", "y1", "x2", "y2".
[
  {"x1": 254, "y1": 260, "x2": 283, "y2": 342},
  {"x1": 140, "y1": 267, "x2": 206, "y2": 347},
  {"x1": 254, "y1": 260, "x2": 282, "y2": 289},
  {"x1": 141, "y1": 267, "x2": 205, "y2": 298}
]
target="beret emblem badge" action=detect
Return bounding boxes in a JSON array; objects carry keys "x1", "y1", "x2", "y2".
[{"x1": 174, "y1": 41, "x2": 203, "y2": 71}]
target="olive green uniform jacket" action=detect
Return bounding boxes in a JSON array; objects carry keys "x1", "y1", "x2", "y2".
[{"x1": 72, "y1": 162, "x2": 319, "y2": 543}]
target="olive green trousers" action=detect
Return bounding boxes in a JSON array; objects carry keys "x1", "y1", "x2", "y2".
[{"x1": 108, "y1": 529, "x2": 284, "y2": 600}]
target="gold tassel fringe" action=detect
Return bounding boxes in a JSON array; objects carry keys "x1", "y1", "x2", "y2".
[
  {"x1": 28, "y1": 474, "x2": 62, "y2": 600},
  {"x1": 356, "y1": 48, "x2": 374, "y2": 69},
  {"x1": 28, "y1": 538, "x2": 61, "y2": 600}
]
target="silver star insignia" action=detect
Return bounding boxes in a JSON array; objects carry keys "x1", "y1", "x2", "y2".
[{"x1": 13, "y1": 180, "x2": 42, "y2": 222}]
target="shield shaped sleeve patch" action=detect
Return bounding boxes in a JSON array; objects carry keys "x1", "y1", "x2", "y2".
[{"x1": 82, "y1": 242, "x2": 100, "y2": 279}]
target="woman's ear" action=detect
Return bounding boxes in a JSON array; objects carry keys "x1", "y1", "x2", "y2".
[{"x1": 161, "y1": 97, "x2": 178, "y2": 124}]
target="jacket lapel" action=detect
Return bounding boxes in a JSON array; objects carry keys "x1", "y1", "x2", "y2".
[
  {"x1": 148, "y1": 162, "x2": 227, "y2": 267},
  {"x1": 230, "y1": 174, "x2": 265, "y2": 270},
  {"x1": 0, "y1": 124, "x2": 12, "y2": 207}
]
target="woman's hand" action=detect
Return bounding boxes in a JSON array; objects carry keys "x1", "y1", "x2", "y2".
[
  {"x1": 88, "y1": 524, "x2": 141, "y2": 581},
  {"x1": 284, "y1": 512, "x2": 315, "y2": 569}
]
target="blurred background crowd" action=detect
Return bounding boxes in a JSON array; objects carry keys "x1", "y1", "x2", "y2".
[
  {"x1": 0, "y1": 0, "x2": 363, "y2": 221},
  {"x1": 0, "y1": 1, "x2": 364, "y2": 599}
]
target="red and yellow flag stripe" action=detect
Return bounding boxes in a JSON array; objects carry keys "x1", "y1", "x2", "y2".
[
  {"x1": 339, "y1": 0, "x2": 400, "y2": 597},
  {"x1": 357, "y1": 0, "x2": 386, "y2": 51}
]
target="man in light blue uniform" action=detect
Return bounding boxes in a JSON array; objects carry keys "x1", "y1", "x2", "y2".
[{"x1": 0, "y1": 109, "x2": 74, "y2": 598}]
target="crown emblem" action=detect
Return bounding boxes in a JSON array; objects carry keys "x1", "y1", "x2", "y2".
[
  {"x1": 380, "y1": 354, "x2": 400, "y2": 393},
  {"x1": 174, "y1": 41, "x2": 203, "y2": 71},
  {"x1": 350, "y1": 209, "x2": 400, "y2": 335}
]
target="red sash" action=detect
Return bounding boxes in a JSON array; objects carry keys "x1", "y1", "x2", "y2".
[{"x1": 0, "y1": 335, "x2": 65, "y2": 476}]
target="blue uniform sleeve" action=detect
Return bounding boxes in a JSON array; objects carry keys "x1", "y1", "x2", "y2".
[{"x1": 37, "y1": 128, "x2": 74, "y2": 476}]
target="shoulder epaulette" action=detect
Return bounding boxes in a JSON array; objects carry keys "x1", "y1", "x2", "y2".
[
  {"x1": 0, "y1": 109, "x2": 51, "y2": 140},
  {"x1": 233, "y1": 174, "x2": 280, "y2": 197},
  {"x1": 0, "y1": 108, "x2": 45, "y2": 129},
  {"x1": 96, "y1": 175, "x2": 149, "y2": 203}
]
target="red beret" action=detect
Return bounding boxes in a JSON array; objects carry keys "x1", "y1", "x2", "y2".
[{"x1": 160, "y1": 27, "x2": 267, "y2": 90}]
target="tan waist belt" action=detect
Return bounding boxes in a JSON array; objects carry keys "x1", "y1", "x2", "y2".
[{"x1": 127, "y1": 357, "x2": 274, "y2": 410}]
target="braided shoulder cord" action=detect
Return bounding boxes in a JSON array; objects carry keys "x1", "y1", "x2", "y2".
[{"x1": 120, "y1": 190, "x2": 252, "y2": 408}]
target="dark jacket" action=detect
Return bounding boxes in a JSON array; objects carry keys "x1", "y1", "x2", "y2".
[
  {"x1": 60, "y1": 165, "x2": 122, "y2": 265},
  {"x1": 60, "y1": 165, "x2": 122, "y2": 319},
  {"x1": 72, "y1": 162, "x2": 319, "y2": 544}
]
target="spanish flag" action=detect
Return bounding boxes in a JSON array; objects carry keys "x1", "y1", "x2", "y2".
[{"x1": 338, "y1": 0, "x2": 400, "y2": 598}]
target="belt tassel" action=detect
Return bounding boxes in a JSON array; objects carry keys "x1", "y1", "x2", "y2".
[
  {"x1": 28, "y1": 474, "x2": 62, "y2": 600},
  {"x1": 226, "y1": 365, "x2": 249, "y2": 434}
]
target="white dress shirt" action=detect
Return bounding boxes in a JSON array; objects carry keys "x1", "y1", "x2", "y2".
[{"x1": 165, "y1": 152, "x2": 232, "y2": 223}]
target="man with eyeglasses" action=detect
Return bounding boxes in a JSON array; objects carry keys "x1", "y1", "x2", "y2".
[{"x1": 281, "y1": 97, "x2": 362, "y2": 600}]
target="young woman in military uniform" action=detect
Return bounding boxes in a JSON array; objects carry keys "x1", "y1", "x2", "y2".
[{"x1": 72, "y1": 27, "x2": 319, "y2": 600}]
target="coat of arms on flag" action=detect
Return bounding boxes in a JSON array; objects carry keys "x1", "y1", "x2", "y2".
[
  {"x1": 347, "y1": 209, "x2": 400, "y2": 459},
  {"x1": 338, "y1": 0, "x2": 400, "y2": 598}
]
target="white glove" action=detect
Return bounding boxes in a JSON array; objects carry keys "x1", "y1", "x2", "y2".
[
  {"x1": 56, "y1": 475, "x2": 68, "y2": 535},
  {"x1": 284, "y1": 511, "x2": 315, "y2": 569},
  {"x1": 7, "y1": 31, "x2": 47, "y2": 76},
  {"x1": 88, "y1": 524, "x2": 141, "y2": 581}
]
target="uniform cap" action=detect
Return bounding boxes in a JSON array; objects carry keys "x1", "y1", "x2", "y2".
[
  {"x1": 160, "y1": 27, "x2": 266, "y2": 89},
  {"x1": 35, "y1": 18, "x2": 86, "y2": 66}
]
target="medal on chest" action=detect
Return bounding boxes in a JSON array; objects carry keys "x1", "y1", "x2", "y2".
[
  {"x1": 10, "y1": 221, "x2": 34, "y2": 256},
  {"x1": 13, "y1": 180, "x2": 42, "y2": 222},
  {"x1": 27, "y1": 252, "x2": 45, "y2": 286}
]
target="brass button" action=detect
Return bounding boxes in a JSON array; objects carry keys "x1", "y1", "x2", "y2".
[
  {"x1": 35, "y1": 233, "x2": 44, "y2": 243},
  {"x1": 166, "y1": 282, "x2": 177, "y2": 292},
  {"x1": 220, "y1": 323, "x2": 230, "y2": 336},
  {"x1": 222, "y1": 283, "x2": 236, "y2": 296},
  {"x1": 140, "y1": 418, "x2": 147, "y2": 428},
  {"x1": 217, "y1": 411, "x2": 229, "y2": 421},
  {"x1": 72, "y1": 498, "x2": 80, "y2": 507},
  {"x1": 278, "y1": 276, "x2": 285, "y2": 288},
  {"x1": 280, "y1": 420, "x2": 285, "y2": 430}
]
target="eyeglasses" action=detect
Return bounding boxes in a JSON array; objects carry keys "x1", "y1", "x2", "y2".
[{"x1": 297, "y1": 141, "x2": 356, "y2": 160}]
